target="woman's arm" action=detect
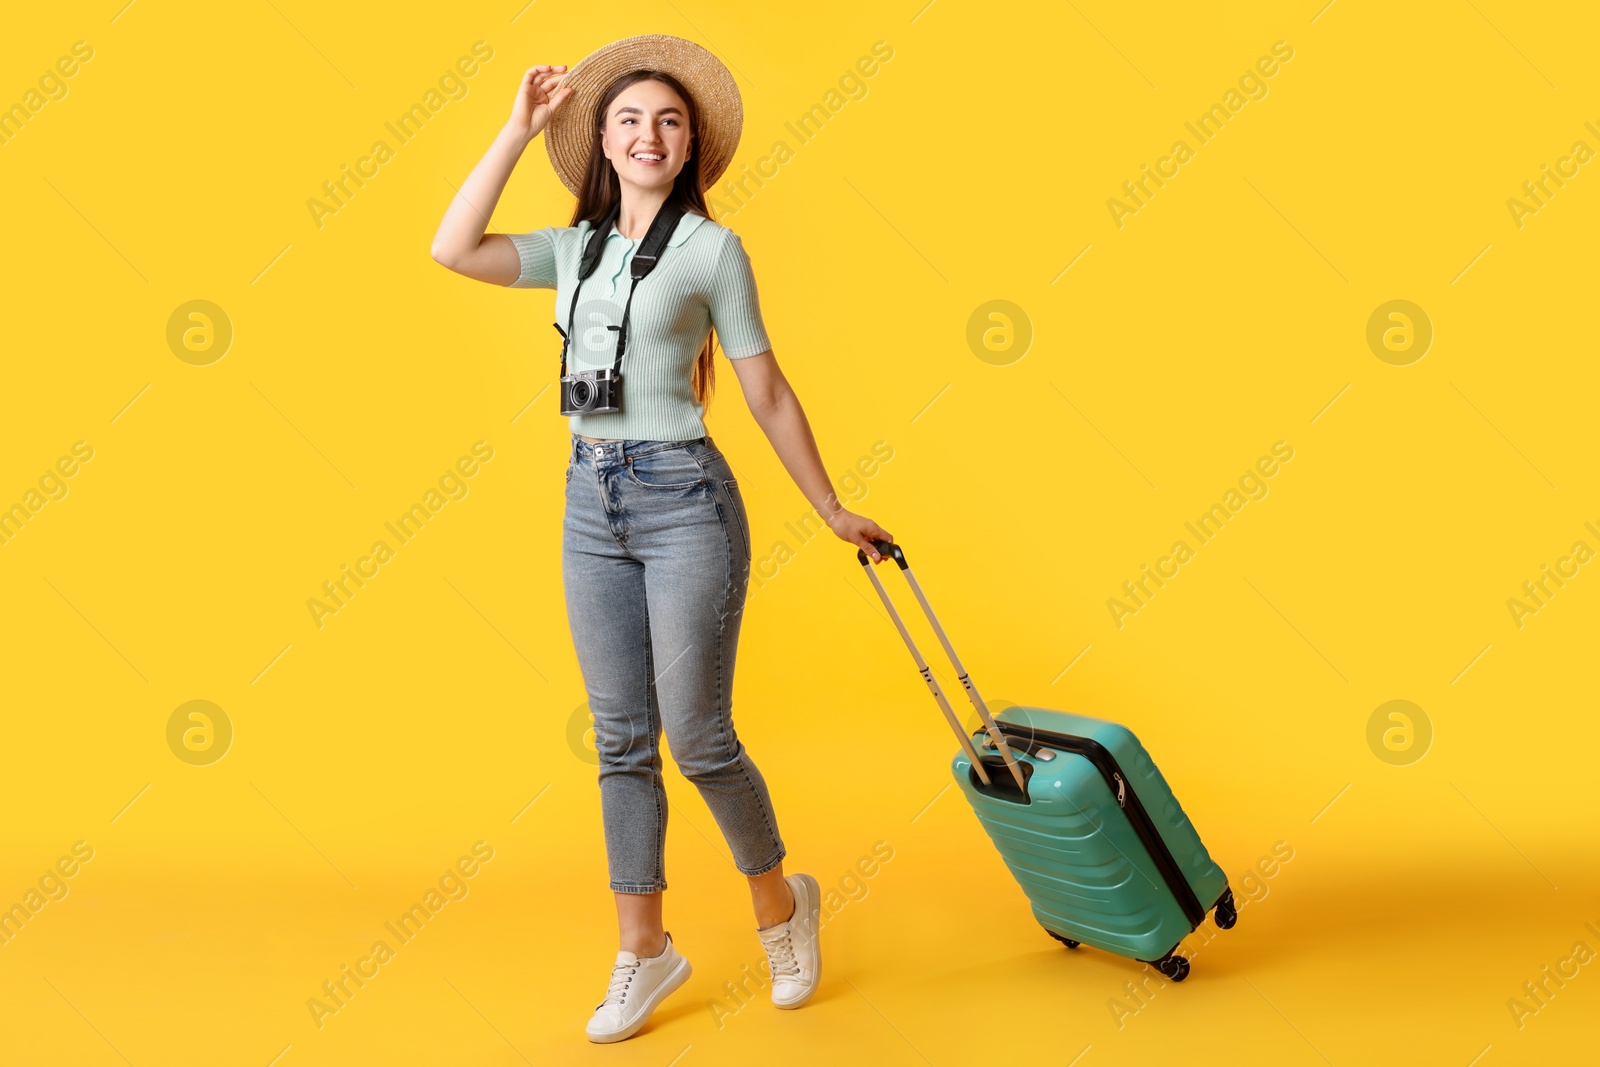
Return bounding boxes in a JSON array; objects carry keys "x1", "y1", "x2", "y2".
[
  {"x1": 728, "y1": 352, "x2": 895, "y2": 563},
  {"x1": 430, "y1": 64, "x2": 573, "y2": 285}
]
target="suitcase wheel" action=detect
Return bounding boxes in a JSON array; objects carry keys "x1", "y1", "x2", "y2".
[
  {"x1": 1213, "y1": 888, "x2": 1238, "y2": 930},
  {"x1": 1045, "y1": 929, "x2": 1081, "y2": 949},
  {"x1": 1154, "y1": 953, "x2": 1191, "y2": 982}
]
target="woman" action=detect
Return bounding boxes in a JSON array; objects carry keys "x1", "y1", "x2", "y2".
[{"x1": 429, "y1": 35, "x2": 893, "y2": 1043}]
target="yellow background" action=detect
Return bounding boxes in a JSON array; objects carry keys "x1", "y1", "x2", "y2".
[{"x1": 3, "y1": 1, "x2": 1597, "y2": 1063}]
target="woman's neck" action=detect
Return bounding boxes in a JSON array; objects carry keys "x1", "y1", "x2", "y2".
[{"x1": 614, "y1": 188, "x2": 672, "y2": 240}]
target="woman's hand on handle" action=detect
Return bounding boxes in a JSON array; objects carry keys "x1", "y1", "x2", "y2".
[
  {"x1": 828, "y1": 510, "x2": 894, "y2": 564},
  {"x1": 507, "y1": 65, "x2": 573, "y2": 143}
]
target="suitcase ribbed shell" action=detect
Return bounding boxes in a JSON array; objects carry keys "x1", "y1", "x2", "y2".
[{"x1": 952, "y1": 706, "x2": 1227, "y2": 962}]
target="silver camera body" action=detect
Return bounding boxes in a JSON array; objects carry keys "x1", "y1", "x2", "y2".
[{"x1": 560, "y1": 367, "x2": 622, "y2": 416}]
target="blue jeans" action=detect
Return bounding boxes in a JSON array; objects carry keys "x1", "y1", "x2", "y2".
[{"x1": 563, "y1": 434, "x2": 786, "y2": 893}]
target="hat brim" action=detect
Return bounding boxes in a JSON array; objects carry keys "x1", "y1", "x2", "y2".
[{"x1": 544, "y1": 34, "x2": 743, "y2": 197}]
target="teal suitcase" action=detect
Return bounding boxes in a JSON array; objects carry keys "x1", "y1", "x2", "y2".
[{"x1": 857, "y1": 541, "x2": 1236, "y2": 980}]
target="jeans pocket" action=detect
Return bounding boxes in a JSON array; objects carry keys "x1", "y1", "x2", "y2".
[
  {"x1": 722, "y1": 479, "x2": 751, "y2": 561},
  {"x1": 626, "y1": 448, "x2": 708, "y2": 490}
]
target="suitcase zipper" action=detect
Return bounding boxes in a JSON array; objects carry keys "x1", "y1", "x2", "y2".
[{"x1": 977, "y1": 722, "x2": 1206, "y2": 928}]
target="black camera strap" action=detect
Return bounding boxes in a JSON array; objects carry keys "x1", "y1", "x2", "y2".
[{"x1": 553, "y1": 200, "x2": 687, "y2": 379}]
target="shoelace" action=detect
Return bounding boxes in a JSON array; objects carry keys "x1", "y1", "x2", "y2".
[
  {"x1": 760, "y1": 928, "x2": 801, "y2": 979},
  {"x1": 599, "y1": 958, "x2": 639, "y2": 1007}
]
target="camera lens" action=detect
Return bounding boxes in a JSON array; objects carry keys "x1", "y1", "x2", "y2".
[{"x1": 570, "y1": 378, "x2": 593, "y2": 409}]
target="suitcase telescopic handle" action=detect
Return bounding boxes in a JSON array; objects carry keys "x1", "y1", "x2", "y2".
[{"x1": 856, "y1": 540, "x2": 1027, "y2": 792}]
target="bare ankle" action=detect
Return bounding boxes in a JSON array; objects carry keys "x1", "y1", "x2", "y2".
[
  {"x1": 756, "y1": 885, "x2": 796, "y2": 930},
  {"x1": 623, "y1": 932, "x2": 667, "y2": 958}
]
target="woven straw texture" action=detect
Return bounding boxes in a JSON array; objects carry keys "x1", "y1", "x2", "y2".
[{"x1": 544, "y1": 33, "x2": 743, "y2": 195}]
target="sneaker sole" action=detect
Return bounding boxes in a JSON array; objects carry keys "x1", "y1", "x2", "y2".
[
  {"x1": 586, "y1": 955, "x2": 693, "y2": 1043},
  {"x1": 774, "y1": 873, "x2": 822, "y2": 1010}
]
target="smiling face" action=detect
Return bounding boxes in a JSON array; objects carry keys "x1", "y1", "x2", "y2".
[{"x1": 599, "y1": 78, "x2": 694, "y2": 194}]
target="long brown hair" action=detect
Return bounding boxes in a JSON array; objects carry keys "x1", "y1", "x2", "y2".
[{"x1": 568, "y1": 70, "x2": 719, "y2": 412}]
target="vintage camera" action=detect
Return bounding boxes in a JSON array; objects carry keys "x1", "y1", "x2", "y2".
[{"x1": 560, "y1": 367, "x2": 622, "y2": 415}]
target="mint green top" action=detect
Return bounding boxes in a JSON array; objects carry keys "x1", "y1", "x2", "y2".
[{"x1": 505, "y1": 211, "x2": 771, "y2": 441}]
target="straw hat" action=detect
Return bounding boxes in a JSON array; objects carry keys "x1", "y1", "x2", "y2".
[{"x1": 544, "y1": 33, "x2": 744, "y2": 196}]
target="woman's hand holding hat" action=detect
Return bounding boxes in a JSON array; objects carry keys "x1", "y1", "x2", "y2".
[{"x1": 508, "y1": 64, "x2": 574, "y2": 143}]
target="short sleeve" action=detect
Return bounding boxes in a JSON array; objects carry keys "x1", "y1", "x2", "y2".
[
  {"x1": 503, "y1": 228, "x2": 559, "y2": 289},
  {"x1": 707, "y1": 231, "x2": 772, "y2": 359}
]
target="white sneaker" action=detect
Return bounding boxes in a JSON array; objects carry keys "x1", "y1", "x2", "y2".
[
  {"x1": 757, "y1": 873, "x2": 822, "y2": 1008},
  {"x1": 585, "y1": 931, "x2": 693, "y2": 1043}
]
